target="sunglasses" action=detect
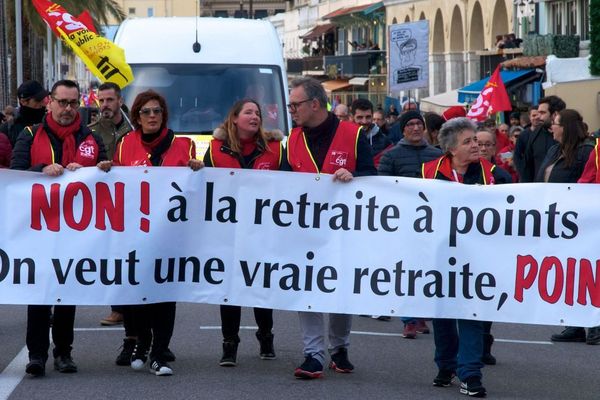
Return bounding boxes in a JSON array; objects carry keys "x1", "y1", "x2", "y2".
[{"x1": 139, "y1": 107, "x2": 163, "y2": 116}]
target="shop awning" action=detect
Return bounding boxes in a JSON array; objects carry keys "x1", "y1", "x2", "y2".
[
  {"x1": 349, "y1": 77, "x2": 369, "y2": 85},
  {"x1": 300, "y1": 23, "x2": 336, "y2": 41},
  {"x1": 457, "y1": 69, "x2": 536, "y2": 103},
  {"x1": 322, "y1": 2, "x2": 383, "y2": 20},
  {"x1": 321, "y1": 79, "x2": 351, "y2": 93},
  {"x1": 420, "y1": 89, "x2": 463, "y2": 114}
]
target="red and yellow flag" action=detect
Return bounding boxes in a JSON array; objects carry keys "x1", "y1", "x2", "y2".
[{"x1": 32, "y1": 0, "x2": 134, "y2": 88}]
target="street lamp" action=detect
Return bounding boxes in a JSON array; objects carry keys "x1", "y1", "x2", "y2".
[{"x1": 514, "y1": 0, "x2": 536, "y2": 36}]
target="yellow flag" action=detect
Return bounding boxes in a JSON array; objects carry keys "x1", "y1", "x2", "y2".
[{"x1": 33, "y1": 0, "x2": 134, "y2": 88}]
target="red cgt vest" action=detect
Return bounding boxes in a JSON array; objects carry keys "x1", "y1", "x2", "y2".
[
  {"x1": 422, "y1": 155, "x2": 496, "y2": 184},
  {"x1": 287, "y1": 121, "x2": 359, "y2": 174},
  {"x1": 593, "y1": 139, "x2": 600, "y2": 183},
  {"x1": 209, "y1": 139, "x2": 282, "y2": 170},
  {"x1": 114, "y1": 131, "x2": 195, "y2": 167},
  {"x1": 28, "y1": 124, "x2": 100, "y2": 167}
]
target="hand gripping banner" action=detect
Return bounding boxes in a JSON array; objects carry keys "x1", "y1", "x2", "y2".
[{"x1": 1, "y1": 167, "x2": 600, "y2": 328}]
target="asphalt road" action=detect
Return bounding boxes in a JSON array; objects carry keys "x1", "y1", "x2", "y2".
[{"x1": 1, "y1": 303, "x2": 598, "y2": 400}]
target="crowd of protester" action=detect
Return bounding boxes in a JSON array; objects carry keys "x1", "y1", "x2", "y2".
[{"x1": 2, "y1": 76, "x2": 599, "y2": 398}]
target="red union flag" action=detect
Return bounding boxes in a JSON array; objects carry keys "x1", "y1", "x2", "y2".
[
  {"x1": 32, "y1": 0, "x2": 134, "y2": 88},
  {"x1": 467, "y1": 66, "x2": 512, "y2": 121}
]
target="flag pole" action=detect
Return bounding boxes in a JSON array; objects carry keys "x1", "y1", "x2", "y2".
[{"x1": 15, "y1": 0, "x2": 23, "y2": 86}]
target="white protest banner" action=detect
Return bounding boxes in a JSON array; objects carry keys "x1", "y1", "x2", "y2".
[
  {"x1": 1, "y1": 167, "x2": 599, "y2": 327},
  {"x1": 388, "y1": 20, "x2": 429, "y2": 94}
]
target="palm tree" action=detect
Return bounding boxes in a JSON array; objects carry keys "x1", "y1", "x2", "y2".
[{"x1": 2, "y1": 0, "x2": 126, "y2": 106}]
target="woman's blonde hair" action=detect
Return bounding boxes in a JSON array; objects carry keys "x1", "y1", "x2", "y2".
[{"x1": 220, "y1": 99, "x2": 269, "y2": 154}]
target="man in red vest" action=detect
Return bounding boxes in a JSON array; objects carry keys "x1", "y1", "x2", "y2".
[
  {"x1": 11, "y1": 79, "x2": 107, "y2": 377},
  {"x1": 283, "y1": 76, "x2": 376, "y2": 379}
]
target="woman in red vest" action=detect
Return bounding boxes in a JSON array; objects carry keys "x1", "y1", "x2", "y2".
[
  {"x1": 98, "y1": 90, "x2": 203, "y2": 377},
  {"x1": 421, "y1": 117, "x2": 494, "y2": 397},
  {"x1": 204, "y1": 98, "x2": 282, "y2": 367}
]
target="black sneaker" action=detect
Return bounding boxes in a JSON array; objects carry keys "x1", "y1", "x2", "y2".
[
  {"x1": 256, "y1": 331, "x2": 276, "y2": 360},
  {"x1": 116, "y1": 338, "x2": 136, "y2": 366},
  {"x1": 130, "y1": 342, "x2": 150, "y2": 370},
  {"x1": 329, "y1": 348, "x2": 354, "y2": 373},
  {"x1": 219, "y1": 341, "x2": 238, "y2": 367},
  {"x1": 587, "y1": 326, "x2": 600, "y2": 345},
  {"x1": 433, "y1": 369, "x2": 456, "y2": 387},
  {"x1": 149, "y1": 359, "x2": 173, "y2": 376},
  {"x1": 294, "y1": 356, "x2": 323, "y2": 379},
  {"x1": 54, "y1": 354, "x2": 78, "y2": 373},
  {"x1": 550, "y1": 326, "x2": 586, "y2": 342},
  {"x1": 460, "y1": 376, "x2": 487, "y2": 397},
  {"x1": 25, "y1": 356, "x2": 46, "y2": 377}
]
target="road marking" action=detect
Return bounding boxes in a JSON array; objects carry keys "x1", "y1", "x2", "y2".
[
  {"x1": 199, "y1": 325, "x2": 257, "y2": 330},
  {"x1": 351, "y1": 330, "x2": 405, "y2": 337},
  {"x1": 74, "y1": 327, "x2": 124, "y2": 332},
  {"x1": 495, "y1": 339, "x2": 553, "y2": 345},
  {"x1": 351, "y1": 330, "x2": 554, "y2": 345},
  {"x1": 0, "y1": 346, "x2": 28, "y2": 400}
]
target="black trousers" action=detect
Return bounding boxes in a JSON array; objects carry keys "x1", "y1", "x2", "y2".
[
  {"x1": 130, "y1": 302, "x2": 176, "y2": 360},
  {"x1": 26, "y1": 305, "x2": 76, "y2": 359},
  {"x1": 220, "y1": 305, "x2": 273, "y2": 343}
]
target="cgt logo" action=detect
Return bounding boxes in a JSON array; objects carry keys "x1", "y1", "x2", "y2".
[
  {"x1": 255, "y1": 162, "x2": 273, "y2": 170},
  {"x1": 78, "y1": 140, "x2": 96, "y2": 159},
  {"x1": 330, "y1": 151, "x2": 348, "y2": 167}
]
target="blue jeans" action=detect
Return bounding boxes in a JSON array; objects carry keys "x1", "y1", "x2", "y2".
[{"x1": 432, "y1": 318, "x2": 484, "y2": 381}]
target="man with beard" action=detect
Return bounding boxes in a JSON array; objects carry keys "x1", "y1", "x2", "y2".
[
  {"x1": 11, "y1": 79, "x2": 107, "y2": 377},
  {"x1": 89, "y1": 82, "x2": 132, "y2": 160},
  {"x1": 513, "y1": 96, "x2": 565, "y2": 182},
  {"x1": 351, "y1": 98, "x2": 392, "y2": 168},
  {"x1": 0, "y1": 81, "x2": 49, "y2": 147},
  {"x1": 88, "y1": 82, "x2": 136, "y2": 362}
]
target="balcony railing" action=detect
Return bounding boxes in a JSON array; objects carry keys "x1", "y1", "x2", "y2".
[
  {"x1": 302, "y1": 56, "x2": 324, "y2": 74},
  {"x1": 287, "y1": 58, "x2": 303, "y2": 74},
  {"x1": 324, "y1": 50, "x2": 386, "y2": 77}
]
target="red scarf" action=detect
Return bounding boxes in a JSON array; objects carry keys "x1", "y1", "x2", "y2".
[
  {"x1": 45, "y1": 112, "x2": 81, "y2": 166},
  {"x1": 140, "y1": 127, "x2": 169, "y2": 152},
  {"x1": 240, "y1": 136, "x2": 257, "y2": 156}
]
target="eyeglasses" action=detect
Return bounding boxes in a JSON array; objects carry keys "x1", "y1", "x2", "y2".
[
  {"x1": 286, "y1": 98, "x2": 312, "y2": 112},
  {"x1": 478, "y1": 142, "x2": 495, "y2": 148},
  {"x1": 139, "y1": 107, "x2": 163, "y2": 116},
  {"x1": 405, "y1": 121, "x2": 424, "y2": 128},
  {"x1": 552, "y1": 122, "x2": 562, "y2": 127},
  {"x1": 52, "y1": 97, "x2": 80, "y2": 109}
]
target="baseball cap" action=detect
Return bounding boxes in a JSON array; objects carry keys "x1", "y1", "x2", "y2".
[
  {"x1": 17, "y1": 80, "x2": 50, "y2": 101},
  {"x1": 441, "y1": 106, "x2": 467, "y2": 121}
]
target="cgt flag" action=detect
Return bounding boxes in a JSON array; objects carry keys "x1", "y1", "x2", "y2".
[
  {"x1": 32, "y1": 0, "x2": 134, "y2": 88},
  {"x1": 466, "y1": 66, "x2": 512, "y2": 122}
]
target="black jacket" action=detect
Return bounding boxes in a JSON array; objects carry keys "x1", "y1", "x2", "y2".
[
  {"x1": 534, "y1": 140, "x2": 595, "y2": 183},
  {"x1": 363, "y1": 125, "x2": 393, "y2": 157},
  {"x1": 0, "y1": 106, "x2": 46, "y2": 147},
  {"x1": 378, "y1": 139, "x2": 442, "y2": 178},
  {"x1": 515, "y1": 126, "x2": 557, "y2": 182},
  {"x1": 10, "y1": 116, "x2": 107, "y2": 172}
]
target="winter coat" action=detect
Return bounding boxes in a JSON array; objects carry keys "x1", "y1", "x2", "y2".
[{"x1": 378, "y1": 139, "x2": 442, "y2": 178}]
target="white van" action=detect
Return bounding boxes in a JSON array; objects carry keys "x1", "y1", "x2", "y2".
[{"x1": 113, "y1": 17, "x2": 289, "y2": 154}]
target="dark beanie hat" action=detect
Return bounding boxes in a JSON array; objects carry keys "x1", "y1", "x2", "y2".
[{"x1": 398, "y1": 110, "x2": 424, "y2": 132}]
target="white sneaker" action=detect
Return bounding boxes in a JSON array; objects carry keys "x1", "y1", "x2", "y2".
[{"x1": 150, "y1": 360, "x2": 173, "y2": 376}]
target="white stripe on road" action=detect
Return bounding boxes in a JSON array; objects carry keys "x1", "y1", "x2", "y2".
[
  {"x1": 495, "y1": 338, "x2": 553, "y2": 345},
  {"x1": 351, "y1": 330, "x2": 553, "y2": 345},
  {"x1": 198, "y1": 326, "x2": 553, "y2": 345},
  {"x1": 74, "y1": 327, "x2": 124, "y2": 332},
  {"x1": 199, "y1": 325, "x2": 257, "y2": 330},
  {"x1": 0, "y1": 346, "x2": 28, "y2": 400}
]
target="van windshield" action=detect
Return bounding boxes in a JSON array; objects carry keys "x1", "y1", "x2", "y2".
[{"x1": 122, "y1": 64, "x2": 288, "y2": 134}]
